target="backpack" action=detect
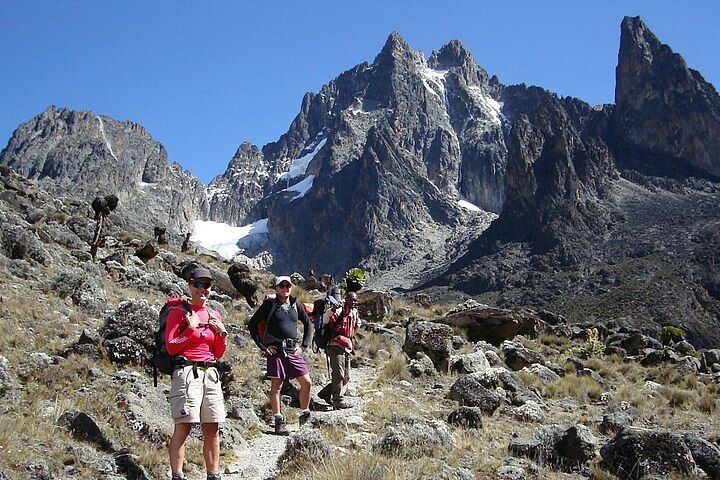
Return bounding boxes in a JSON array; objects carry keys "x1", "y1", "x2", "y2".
[
  {"x1": 312, "y1": 298, "x2": 332, "y2": 351},
  {"x1": 152, "y1": 297, "x2": 190, "y2": 386}
]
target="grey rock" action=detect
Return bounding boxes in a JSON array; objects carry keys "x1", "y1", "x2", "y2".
[
  {"x1": 407, "y1": 352, "x2": 437, "y2": 377},
  {"x1": 449, "y1": 375, "x2": 502, "y2": 414},
  {"x1": 57, "y1": 410, "x2": 117, "y2": 452},
  {"x1": 508, "y1": 424, "x2": 598, "y2": 471},
  {"x1": 101, "y1": 299, "x2": 158, "y2": 352},
  {"x1": 447, "y1": 406, "x2": 484, "y2": 429},
  {"x1": 449, "y1": 350, "x2": 491, "y2": 374},
  {"x1": 473, "y1": 367, "x2": 543, "y2": 406},
  {"x1": 502, "y1": 341, "x2": 545, "y2": 371},
  {"x1": 683, "y1": 433, "x2": 720, "y2": 479},
  {"x1": 356, "y1": 289, "x2": 394, "y2": 323},
  {"x1": 50, "y1": 267, "x2": 108, "y2": 313},
  {"x1": 115, "y1": 388, "x2": 174, "y2": 444},
  {"x1": 0, "y1": 223, "x2": 52, "y2": 265},
  {"x1": 600, "y1": 427, "x2": 697, "y2": 479},
  {"x1": 277, "y1": 429, "x2": 333, "y2": 471},
  {"x1": 441, "y1": 307, "x2": 542, "y2": 345},
  {"x1": 402, "y1": 320, "x2": 453, "y2": 372},
  {"x1": 104, "y1": 336, "x2": 145, "y2": 365},
  {"x1": 375, "y1": 415, "x2": 454, "y2": 458},
  {"x1": 0, "y1": 355, "x2": 12, "y2": 398},
  {"x1": 496, "y1": 465, "x2": 526, "y2": 480},
  {"x1": 509, "y1": 400, "x2": 546, "y2": 423}
]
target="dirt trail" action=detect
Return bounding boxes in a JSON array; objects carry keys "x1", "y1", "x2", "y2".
[{"x1": 222, "y1": 365, "x2": 377, "y2": 480}]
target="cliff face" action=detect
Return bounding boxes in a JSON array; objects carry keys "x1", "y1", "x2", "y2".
[
  {"x1": 0, "y1": 106, "x2": 208, "y2": 236},
  {"x1": 611, "y1": 16, "x2": 720, "y2": 179},
  {"x1": 423, "y1": 17, "x2": 720, "y2": 348},
  {"x1": 207, "y1": 33, "x2": 506, "y2": 280}
]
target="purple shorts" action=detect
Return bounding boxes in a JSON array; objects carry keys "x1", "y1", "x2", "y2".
[{"x1": 266, "y1": 352, "x2": 309, "y2": 380}]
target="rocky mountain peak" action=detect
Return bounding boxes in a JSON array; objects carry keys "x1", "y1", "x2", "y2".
[
  {"x1": 0, "y1": 106, "x2": 208, "y2": 237},
  {"x1": 612, "y1": 16, "x2": 720, "y2": 178},
  {"x1": 428, "y1": 39, "x2": 473, "y2": 70}
]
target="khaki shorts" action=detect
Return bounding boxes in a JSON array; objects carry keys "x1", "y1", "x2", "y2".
[{"x1": 169, "y1": 365, "x2": 226, "y2": 424}]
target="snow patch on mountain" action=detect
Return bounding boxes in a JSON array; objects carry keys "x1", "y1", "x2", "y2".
[
  {"x1": 279, "y1": 139, "x2": 327, "y2": 181},
  {"x1": 192, "y1": 218, "x2": 269, "y2": 259}
]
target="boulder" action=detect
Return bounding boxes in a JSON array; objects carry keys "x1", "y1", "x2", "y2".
[
  {"x1": 58, "y1": 411, "x2": 117, "y2": 452},
  {"x1": 449, "y1": 351, "x2": 492, "y2": 374},
  {"x1": 277, "y1": 429, "x2": 333, "y2": 472},
  {"x1": 509, "y1": 424, "x2": 598, "y2": 472},
  {"x1": 501, "y1": 341, "x2": 545, "y2": 371},
  {"x1": 0, "y1": 223, "x2": 52, "y2": 265},
  {"x1": 441, "y1": 306, "x2": 542, "y2": 345},
  {"x1": 683, "y1": 433, "x2": 720, "y2": 479},
  {"x1": 473, "y1": 368, "x2": 543, "y2": 407},
  {"x1": 449, "y1": 375, "x2": 502, "y2": 414},
  {"x1": 101, "y1": 299, "x2": 158, "y2": 352},
  {"x1": 447, "y1": 406, "x2": 484, "y2": 429},
  {"x1": 403, "y1": 320, "x2": 454, "y2": 372},
  {"x1": 0, "y1": 355, "x2": 13, "y2": 398},
  {"x1": 356, "y1": 289, "x2": 393, "y2": 322},
  {"x1": 375, "y1": 416, "x2": 454, "y2": 459},
  {"x1": 104, "y1": 336, "x2": 145, "y2": 365},
  {"x1": 600, "y1": 427, "x2": 697, "y2": 479},
  {"x1": 509, "y1": 400, "x2": 545, "y2": 423},
  {"x1": 407, "y1": 352, "x2": 436, "y2": 377},
  {"x1": 50, "y1": 268, "x2": 108, "y2": 313}
]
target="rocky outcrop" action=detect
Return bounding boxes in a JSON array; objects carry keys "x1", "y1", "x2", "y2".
[
  {"x1": 0, "y1": 106, "x2": 208, "y2": 237},
  {"x1": 611, "y1": 16, "x2": 720, "y2": 179},
  {"x1": 207, "y1": 142, "x2": 271, "y2": 225}
]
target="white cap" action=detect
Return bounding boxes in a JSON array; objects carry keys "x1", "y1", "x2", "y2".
[{"x1": 274, "y1": 275, "x2": 293, "y2": 286}]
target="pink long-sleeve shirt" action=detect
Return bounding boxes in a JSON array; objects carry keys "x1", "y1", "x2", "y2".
[{"x1": 165, "y1": 303, "x2": 227, "y2": 362}]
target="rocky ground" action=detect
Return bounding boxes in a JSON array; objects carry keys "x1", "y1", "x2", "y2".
[{"x1": 1, "y1": 167, "x2": 720, "y2": 480}]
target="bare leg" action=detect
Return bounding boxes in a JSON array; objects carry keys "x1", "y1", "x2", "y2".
[
  {"x1": 296, "y1": 374, "x2": 312, "y2": 410},
  {"x1": 201, "y1": 422, "x2": 220, "y2": 474},
  {"x1": 269, "y1": 378, "x2": 283, "y2": 415},
  {"x1": 169, "y1": 423, "x2": 193, "y2": 475}
]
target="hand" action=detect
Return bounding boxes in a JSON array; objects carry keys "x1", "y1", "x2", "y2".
[
  {"x1": 265, "y1": 346, "x2": 277, "y2": 357},
  {"x1": 293, "y1": 346, "x2": 303, "y2": 355},
  {"x1": 208, "y1": 317, "x2": 226, "y2": 335},
  {"x1": 186, "y1": 311, "x2": 200, "y2": 329}
]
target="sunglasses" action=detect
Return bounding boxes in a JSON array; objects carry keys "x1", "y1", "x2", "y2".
[{"x1": 192, "y1": 281, "x2": 213, "y2": 289}]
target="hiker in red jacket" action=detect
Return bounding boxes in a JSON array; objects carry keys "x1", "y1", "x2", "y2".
[
  {"x1": 166, "y1": 267, "x2": 228, "y2": 480},
  {"x1": 317, "y1": 291, "x2": 360, "y2": 409}
]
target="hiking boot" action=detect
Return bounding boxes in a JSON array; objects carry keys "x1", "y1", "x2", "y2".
[
  {"x1": 333, "y1": 398, "x2": 352, "y2": 410},
  {"x1": 206, "y1": 473, "x2": 222, "y2": 480},
  {"x1": 298, "y1": 410, "x2": 311, "y2": 427},
  {"x1": 171, "y1": 474, "x2": 187, "y2": 480},
  {"x1": 274, "y1": 416, "x2": 289, "y2": 436},
  {"x1": 317, "y1": 386, "x2": 332, "y2": 405}
]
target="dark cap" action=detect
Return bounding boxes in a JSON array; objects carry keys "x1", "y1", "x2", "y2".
[{"x1": 189, "y1": 266, "x2": 213, "y2": 280}]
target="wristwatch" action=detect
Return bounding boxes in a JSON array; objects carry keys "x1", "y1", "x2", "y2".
[{"x1": 219, "y1": 331, "x2": 228, "y2": 337}]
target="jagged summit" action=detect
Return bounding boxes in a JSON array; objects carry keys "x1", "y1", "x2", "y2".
[
  {"x1": 2, "y1": 19, "x2": 720, "y2": 348},
  {"x1": 612, "y1": 15, "x2": 720, "y2": 178}
]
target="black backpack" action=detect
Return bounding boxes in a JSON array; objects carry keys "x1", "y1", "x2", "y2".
[{"x1": 152, "y1": 297, "x2": 190, "y2": 386}]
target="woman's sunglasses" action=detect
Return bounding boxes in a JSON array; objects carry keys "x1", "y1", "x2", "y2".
[{"x1": 192, "y1": 281, "x2": 213, "y2": 289}]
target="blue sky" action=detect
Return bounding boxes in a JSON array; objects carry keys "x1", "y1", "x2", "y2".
[{"x1": 1, "y1": 1, "x2": 718, "y2": 184}]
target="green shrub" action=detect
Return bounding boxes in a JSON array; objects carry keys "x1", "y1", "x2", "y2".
[
  {"x1": 568, "y1": 328, "x2": 604, "y2": 359},
  {"x1": 661, "y1": 325, "x2": 685, "y2": 345}
]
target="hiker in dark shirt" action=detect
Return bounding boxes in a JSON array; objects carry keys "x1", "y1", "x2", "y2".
[{"x1": 248, "y1": 275, "x2": 313, "y2": 435}]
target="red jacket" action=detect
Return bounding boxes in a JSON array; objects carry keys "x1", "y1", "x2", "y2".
[{"x1": 165, "y1": 304, "x2": 227, "y2": 362}]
